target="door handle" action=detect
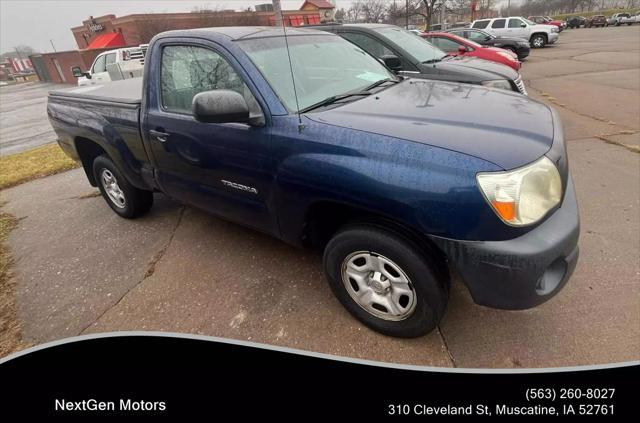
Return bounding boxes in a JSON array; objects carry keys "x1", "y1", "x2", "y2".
[{"x1": 150, "y1": 129, "x2": 170, "y2": 143}]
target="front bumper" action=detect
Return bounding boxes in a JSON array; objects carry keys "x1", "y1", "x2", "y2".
[
  {"x1": 548, "y1": 32, "x2": 559, "y2": 44},
  {"x1": 430, "y1": 176, "x2": 580, "y2": 310}
]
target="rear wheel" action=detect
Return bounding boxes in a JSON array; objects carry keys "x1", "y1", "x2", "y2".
[
  {"x1": 93, "y1": 155, "x2": 153, "y2": 219},
  {"x1": 323, "y1": 225, "x2": 448, "y2": 338},
  {"x1": 530, "y1": 34, "x2": 547, "y2": 48}
]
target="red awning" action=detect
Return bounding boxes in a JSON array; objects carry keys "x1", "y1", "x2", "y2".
[{"x1": 86, "y1": 32, "x2": 126, "y2": 49}]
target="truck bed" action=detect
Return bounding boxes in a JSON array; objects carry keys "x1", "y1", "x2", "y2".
[{"x1": 48, "y1": 77, "x2": 142, "y2": 106}]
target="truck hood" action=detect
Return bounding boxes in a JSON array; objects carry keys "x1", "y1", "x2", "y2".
[
  {"x1": 307, "y1": 79, "x2": 555, "y2": 170},
  {"x1": 427, "y1": 55, "x2": 519, "y2": 81}
]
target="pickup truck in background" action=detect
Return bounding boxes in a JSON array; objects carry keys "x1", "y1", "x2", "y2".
[
  {"x1": 620, "y1": 13, "x2": 640, "y2": 25},
  {"x1": 48, "y1": 27, "x2": 579, "y2": 338},
  {"x1": 606, "y1": 13, "x2": 631, "y2": 26},
  {"x1": 74, "y1": 45, "x2": 147, "y2": 86}
]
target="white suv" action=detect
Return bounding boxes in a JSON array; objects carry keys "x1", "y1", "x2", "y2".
[{"x1": 471, "y1": 16, "x2": 559, "y2": 48}]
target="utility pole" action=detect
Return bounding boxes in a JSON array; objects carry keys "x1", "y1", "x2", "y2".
[
  {"x1": 272, "y1": 0, "x2": 283, "y2": 27},
  {"x1": 507, "y1": 0, "x2": 511, "y2": 16},
  {"x1": 405, "y1": 0, "x2": 409, "y2": 29},
  {"x1": 50, "y1": 39, "x2": 57, "y2": 52}
]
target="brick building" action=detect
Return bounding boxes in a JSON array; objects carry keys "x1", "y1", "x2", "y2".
[
  {"x1": 31, "y1": 3, "x2": 333, "y2": 84},
  {"x1": 70, "y1": 9, "x2": 324, "y2": 50}
]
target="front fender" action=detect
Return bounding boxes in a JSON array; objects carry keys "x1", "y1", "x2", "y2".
[{"x1": 273, "y1": 117, "x2": 523, "y2": 243}]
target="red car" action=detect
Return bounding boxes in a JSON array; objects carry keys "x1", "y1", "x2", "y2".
[
  {"x1": 421, "y1": 32, "x2": 521, "y2": 71},
  {"x1": 528, "y1": 16, "x2": 566, "y2": 31}
]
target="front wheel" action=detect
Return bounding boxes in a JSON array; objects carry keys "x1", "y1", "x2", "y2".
[
  {"x1": 323, "y1": 225, "x2": 448, "y2": 338},
  {"x1": 530, "y1": 34, "x2": 547, "y2": 48},
  {"x1": 93, "y1": 155, "x2": 153, "y2": 219}
]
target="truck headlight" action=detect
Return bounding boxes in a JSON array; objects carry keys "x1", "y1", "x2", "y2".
[
  {"x1": 552, "y1": 26, "x2": 559, "y2": 33},
  {"x1": 477, "y1": 156, "x2": 562, "y2": 226},
  {"x1": 481, "y1": 79, "x2": 513, "y2": 91}
]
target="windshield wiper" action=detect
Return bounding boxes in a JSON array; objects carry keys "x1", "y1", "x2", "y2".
[
  {"x1": 423, "y1": 58, "x2": 443, "y2": 64},
  {"x1": 363, "y1": 77, "x2": 397, "y2": 91},
  {"x1": 300, "y1": 92, "x2": 372, "y2": 113}
]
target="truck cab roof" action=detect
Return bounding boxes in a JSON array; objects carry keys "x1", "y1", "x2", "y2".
[{"x1": 152, "y1": 26, "x2": 333, "y2": 41}]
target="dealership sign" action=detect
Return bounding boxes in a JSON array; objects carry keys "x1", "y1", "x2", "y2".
[{"x1": 88, "y1": 22, "x2": 104, "y2": 32}]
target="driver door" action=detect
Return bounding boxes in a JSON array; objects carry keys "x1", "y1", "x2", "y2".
[{"x1": 144, "y1": 41, "x2": 278, "y2": 234}]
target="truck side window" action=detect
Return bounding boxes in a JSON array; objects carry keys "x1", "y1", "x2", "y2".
[
  {"x1": 508, "y1": 18, "x2": 524, "y2": 28},
  {"x1": 341, "y1": 32, "x2": 394, "y2": 59},
  {"x1": 92, "y1": 55, "x2": 106, "y2": 73},
  {"x1": 161, "y1": 45, "x2": 248, "y2": 114}
]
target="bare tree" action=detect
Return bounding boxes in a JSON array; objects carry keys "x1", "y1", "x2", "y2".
[
  {"x1": 346, "y1": 0, "x2": 366, "y2": 22},
  {"x1": 361, "y1": 0, "x2": 388, "y2": 23}
]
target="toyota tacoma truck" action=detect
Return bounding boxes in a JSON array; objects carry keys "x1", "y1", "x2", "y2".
[{"x1": 47, "y1": 27, "x2": 580, "y2": 338}]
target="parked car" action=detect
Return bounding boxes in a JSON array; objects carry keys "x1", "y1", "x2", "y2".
[
  {"x1": 309, "y1": 23, "x2": 526, "y2": 94},
  {"x1": 619, "y1": 12, "x2": 640, "y2": 25},
  {"x1": 545, "y1": 16, "x2": 568, "y2": 30},
  {"x1": 75, "y1": 45, "x2": 146, "y2": 86},
  {"x1": 586, "y1": 15, "x2": 608, "y2": 28},
  {"x1": 421, "y1": 32, "x2": 521, "y2": 71},
  {"x1": 471, "y1": 16, "x2": 559, "y2": 48},
  {"x1": 446, "y1": 28, "x2": 531, "y2": 60},
  {"x1": 565, "y1": 16, "x2": 586, "y2": 28},
  {"x1": 528, "y1": 16, "x2": 566, "y2": 31},
  {"x1": 607, "y1": 13, "x2": 631, "y2": 26},
  {"x1": 47, "y1": 26, "x2": 579, "y2": 338}
]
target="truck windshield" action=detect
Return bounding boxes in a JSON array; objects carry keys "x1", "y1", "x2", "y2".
[
  {"x1": 237, "y1": 34, "x2": 395, "y2": 112},
  {"x1": 374, "y1": 26, "x2": 447, "y2": 64}
]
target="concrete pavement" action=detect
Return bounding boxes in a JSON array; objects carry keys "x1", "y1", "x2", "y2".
[{"x1": 1, "y1": 26, "x2": 638, "y2": 367}]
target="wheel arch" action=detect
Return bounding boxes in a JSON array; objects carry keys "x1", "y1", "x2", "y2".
[
  {"x1": 74, "y1": 136, "x2": 108, "y2": 186},
  {"x1": 302, "y1": 200, "x2": 450, "y2": 283}
]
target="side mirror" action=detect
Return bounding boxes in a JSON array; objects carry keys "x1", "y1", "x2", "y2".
[
  {"x1": 380, "y1": 55, "x2": 402, "y2": 71},
  {"x1": 521, "y1": 23, "x2": 527, "y2": 28},
  {"x1": 71, "y1": 66, "x2": 83, "y2": 78},
  {"x1": 458, "y1": 45, "x2": 467, "y2": 54},
  {"x1": 192, "y1": 89, "x2": 250, "y2": 124}
]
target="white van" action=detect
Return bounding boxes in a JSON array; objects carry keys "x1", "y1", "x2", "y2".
[
  {"x1": 76, "y1": 45, "x2": 146, "y2": 86},
  {"x1": 471, "y1": 17, "x2": 559, "y2": 48}
]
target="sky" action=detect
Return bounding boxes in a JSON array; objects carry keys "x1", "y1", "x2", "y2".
[{"x1": 0, "y1": 0, "x2": 514, "y2": 55}]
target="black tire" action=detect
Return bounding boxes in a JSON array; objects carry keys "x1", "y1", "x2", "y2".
[
  {"x1": 92, "y1": 155, "x2": 153, "y2": 219},
  {"x1": 323, "y1": 225, "x2": 448, "y2": 338},
  {"x1": 530, "y1": 34, "x2": 547, "y2": 48}
]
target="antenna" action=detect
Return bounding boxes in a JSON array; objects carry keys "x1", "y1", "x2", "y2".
[{"x1": 273, "y1": 0, "x2": 305, "y2": 133}]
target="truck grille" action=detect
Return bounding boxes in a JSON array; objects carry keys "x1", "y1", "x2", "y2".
[{"x1": 514, "y1": 76, "x2": 528, "y2": 95}]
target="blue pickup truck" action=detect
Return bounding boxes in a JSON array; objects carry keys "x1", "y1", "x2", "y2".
[{"x1": 48, "y1": 27, "x2": 579, "y2": 338}]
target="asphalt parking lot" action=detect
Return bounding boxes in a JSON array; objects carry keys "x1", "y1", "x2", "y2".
[
  {"x1": 0, "y1": 82, "x2": 66, "y2": 155},
  {"x1": 1, "y1": 26, "x2": 639, "y2": 367}
]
